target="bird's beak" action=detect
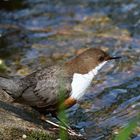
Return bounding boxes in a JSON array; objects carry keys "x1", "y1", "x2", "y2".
[{"x1": 106, "y1": 56, "x2": 121, "y2": 61}]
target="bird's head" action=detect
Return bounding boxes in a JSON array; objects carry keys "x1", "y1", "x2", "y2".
[{"x1": 65, "y1": 48, "x2": 121, "y2": 75}]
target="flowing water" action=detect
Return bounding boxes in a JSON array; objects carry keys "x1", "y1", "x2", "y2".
[{"x1": 0, "y1": 0, "x2": 140, "y2": 139}]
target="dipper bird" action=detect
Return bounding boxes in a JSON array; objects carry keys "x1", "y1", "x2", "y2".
[{"x1": 0, "y1": 48, "x2": 120, "y2": 130}]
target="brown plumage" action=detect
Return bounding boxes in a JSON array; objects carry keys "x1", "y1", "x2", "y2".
[{"x1": 65, "y1": 48, "x2": 111, "y2": 75}]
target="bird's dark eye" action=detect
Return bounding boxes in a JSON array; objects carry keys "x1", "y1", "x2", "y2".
[{"x1": 98, "y1": 56, "x2": 104, "y2": 62}]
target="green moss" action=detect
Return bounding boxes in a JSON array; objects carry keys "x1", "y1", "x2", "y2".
[
  {"x1": 27, "y1": 131, "x2": 56, "y2": 140},
  {"x1": 0, "y1": 127, "x2": 57, "y2": 140},
  {"x1": 0, "y1": 127, "x2": 25, "y2": 140}
]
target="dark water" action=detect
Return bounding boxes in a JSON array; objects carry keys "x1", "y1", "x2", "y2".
[{"x1": 0, "y1": 0, "x2": 140, "y2": 139}]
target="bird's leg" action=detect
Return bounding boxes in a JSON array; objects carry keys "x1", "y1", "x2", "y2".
[
  {"x1": 40, "y1": 114, "x2": 83, "y2": 137},
  {"x1": 52, "y1": 113, "x2": 84, "y2": 137},
  {"x1": 40, "y1": 114, "x2": 68, "y2": 131},
  {"x1": 55, "y1": 115, "x2": 71, "y2": 130},
  {"x1": 45, "y1": 119, "x2": 82, "y2": 137}
]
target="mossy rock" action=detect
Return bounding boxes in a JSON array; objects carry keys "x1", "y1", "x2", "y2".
[{"x1": 0, "y1": 127, "x2": 56, "y2": 140}]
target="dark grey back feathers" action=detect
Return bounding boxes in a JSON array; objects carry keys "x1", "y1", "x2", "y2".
[
  {"x1": 0, "y1": 77, "x2": 21, "y2": 98},
  {"x1": 0, "y1": 65, "x2": 72, "y2": 111}
]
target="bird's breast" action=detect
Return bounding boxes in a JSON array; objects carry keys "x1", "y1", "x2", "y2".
[
  {"x1": 70, "y1": 61, "x2": 107, "y2": 100},
  {"x1": 70, "y1": 73, "x2": 93, "y2": 100}
]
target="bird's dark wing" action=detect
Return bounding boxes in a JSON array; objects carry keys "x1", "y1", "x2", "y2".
[{"x1": 18, "y1": 65, "x2": 72, "y2": 109}]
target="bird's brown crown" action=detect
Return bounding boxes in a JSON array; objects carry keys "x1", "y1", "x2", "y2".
[{"x1": 65, "y1": 48, "x2": 112, "y2": 75}]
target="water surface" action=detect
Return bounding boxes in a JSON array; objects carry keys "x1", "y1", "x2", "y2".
[{"x1": 0, "y1": 0, "x2": 140, "y2": 139}]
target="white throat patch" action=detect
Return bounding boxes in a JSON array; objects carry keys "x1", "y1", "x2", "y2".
[{"x1": 70, "y1": 61, "x2": 107, "y2": 100}]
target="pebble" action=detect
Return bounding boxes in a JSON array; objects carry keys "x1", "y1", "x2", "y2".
[
  {"x1": 22, "y1": 134, "x2": 27, "y2": 139},
  {"x1": 0, "y1": 60, "x2": 2, "y2": 65}
]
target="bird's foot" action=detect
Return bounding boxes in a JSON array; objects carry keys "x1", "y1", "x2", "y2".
[
  {"x1": 55, "y1": 116, "x2": 72, "y2": 130},
  {"x1": 40, "y1": 114, "x2": 84, "y2": 138},
  {"x1": 44, "y1": 119, "x2": 83, "y2": 137}
]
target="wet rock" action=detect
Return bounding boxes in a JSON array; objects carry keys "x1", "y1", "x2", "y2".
[
  {"x1": 0, "y1": 89, "x2": 86, "y2": 140},
  {"x1": 0, "y1": 89, "x2": 58, "y2": 140}
]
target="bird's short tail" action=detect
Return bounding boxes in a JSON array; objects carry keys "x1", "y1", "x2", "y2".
[{"x1": 0, "y1": 76, "x2": 21, "y2": 98}]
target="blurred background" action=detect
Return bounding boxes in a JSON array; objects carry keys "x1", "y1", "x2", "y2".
[{"x1": 0, "y1": 0, "x2": 140, "y2": 139}]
